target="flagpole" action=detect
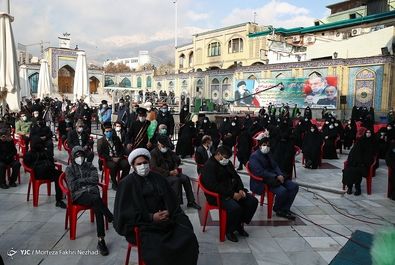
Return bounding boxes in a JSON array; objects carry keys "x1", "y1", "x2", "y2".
[{"x1": 6, "y1": 0, "x2": 10, "y2": 14}]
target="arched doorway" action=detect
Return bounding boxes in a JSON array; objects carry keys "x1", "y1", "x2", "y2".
[
  {"x1": 89, "y1": 76, "x2": 99, "y2": 93},
  {"x1": 28, "y1": 72, "x2": 39, "y2": 93},
  {"x1": 58, "y1": 65, "x2": 75, "y2": 94}
]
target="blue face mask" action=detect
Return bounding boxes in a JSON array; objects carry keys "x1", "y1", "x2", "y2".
[
  {"x1": 159, "y1": 129, "x2": 167, "y2": 135},
  {"x1": 105, "y1": 131, "x2": 112, "y2": 139}
]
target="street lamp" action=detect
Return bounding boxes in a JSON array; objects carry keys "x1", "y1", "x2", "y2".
[{"x1": 333, "y1": 52, "x2": 338, "y2": 59}]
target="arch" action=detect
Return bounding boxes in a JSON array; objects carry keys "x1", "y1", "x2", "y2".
[
  {"x1": 28, "y1": 72, "x2": 39, "y2": 93},
  {"x1": 251, "y1": 61, "x2": 265, "y2": 66},
  {"x1": 196, "y1": 68, "x2": 203, "y2": 72},
  {"x1": 188, "y1": 51, "x2": 194, "y2": 68},
  {"x1": 275, "y1": 73, "x2": 285, "y2": 79},
  {"x1": 89, "y1": 76, "x2": 100, "y2": 93},
  {"x1": 157, "y1": 82, "x2": 162, "y2": 89},
  {"x1": 247, "y1": 75, "x2": 257, "y2": 80},
  {"x1": 58, "y1": 65, "x2": 75, "y2": 93},
  {"x1": 168, "y1": 81, "x2": 174, "y2": 92},
  {"x1": 222, "y1": 77, "x2": 231, "y2": 95},
  {"x1": 146, "y1": 76, "x2": 152, "y2": 88},
  {"x1": 137, "y1": 76, "x2": 142, "y2": 88},
  {"x1": 308, "y1": 71, "x2": 322, "y2": 78},
  {"x1": 120, "y1": 77, "x2": 131, "y2": 88},
  {"x1": 354, "y1": 68, "x2": 376, "y2": 107},
  {"x1": 179, "y1": 54, "x2": 185, "y2": 68},
  {"x1": 104, "y1": 76, "x2": 115, "y2": 87},
  {"x1": 196, "y1": 79, "x2": 203, "y2": 93}
]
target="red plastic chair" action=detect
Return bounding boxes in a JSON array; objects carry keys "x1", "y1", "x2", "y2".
[
  {"x1": 198, "y1": 175, "x2": 227, "y2": 242},
  {"x1": 125, "y1": 227, "x2": 145, "y2": 265},
  {"x1": 16, "y1": 134, "x2": 28, "y2": 156},
  {"x1": 388, "y1": 167, "x2": 393, "y2": 199},
  {"x1": 23, "y1": 161, "x2": 62, "y2": 207},
  {"x1": 343, "y1": 155, "x2": 377, "y2": 195},
  {"x1": 245, "y1": 162, "x2": 274, "y2": 219},
  {"x1": 58, "y1": 172, "x2": 109, "y2": 240},
  {"x1": 98, "y1": 156, "x2": 121, "y2": 184},
  {"x1": 233, "y1": 136, "x2": 239, "y2": 165},
  {"x1": 63, "y1": 139, "x2": 72, "y2": 165}
]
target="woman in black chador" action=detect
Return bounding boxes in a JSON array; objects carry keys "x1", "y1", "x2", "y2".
[
  {"x1": 176, "y1": 120, "x2": 196, "y2": 159},
  {"x1": 302, "y1": 125, "x2": 323, "y2": 169},
  {"x1": 342, "y1": 129, "x2": 377, "y2": 196},
  {"x1": 272, "y1": 123, "x2": 296, "y2": 178},
  {"x1": 235, "y1": 125, "x2": 252, "y2": 170},
  {"x1": 343, "y1": 119, "x2": 356, "y2": 150},
  {"x1": 385, "y1": 142, "x2": 395, "y2": 200},
  {"x1": 322, "y1": 123, "x2": 338, "y2": 159}
]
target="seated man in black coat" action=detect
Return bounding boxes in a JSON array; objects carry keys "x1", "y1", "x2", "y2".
[
  {"x1": 195, "y1": 135, "x2": 212, "y2": 174},
  {"x1": 67, "y1": 119, "x2": 94, "y2": 162},
  {"x1": 30, "y1": 118, "x2": 54, "y2": 158},
  {"x1": 0, "y1": 128, "x2": 21, "y2": 189},
  {"x1": 113, "y1": 148, "x2": 199, "y2": 265},
  {"x1": 201, "y1": 146, "x2": 258, "y2": 242},
  {"x1": 97, "y1": 122, "x2": 130, "y2": 190},
  {"x1": 150, "y1": 136, "x2": 200, "y2": 210}
]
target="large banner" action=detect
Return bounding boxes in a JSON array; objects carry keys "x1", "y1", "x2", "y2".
[{"x1": 234, "y1": 76, "x2": 338, "y2": 109}]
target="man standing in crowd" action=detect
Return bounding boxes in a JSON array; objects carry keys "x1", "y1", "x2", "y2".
[
  {"x1": 157, "y1": 103, "x2": 174, "y2": 138},
  {"x1": 127, "y1": 107, "x2": 151, "y2": 150}
]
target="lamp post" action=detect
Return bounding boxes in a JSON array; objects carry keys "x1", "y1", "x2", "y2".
[{"x1": 5, "y1": 0, "x2": 10, "y2": 14}]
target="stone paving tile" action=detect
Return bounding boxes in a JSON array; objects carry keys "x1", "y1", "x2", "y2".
[
  {"x1": 275, "y1": 237, "x2": 313, "y2": 252},
  {"x1": 252, "y1": 250, "x2": 293, "y2": 265},
  {"x1": 221, "y1": 253, "x2": 259, "y2": 265},
  {"x1": 304, "y1": 237, "x2": 342, "y2": 251},
  {"x1": 286, "y1": 251, "x2": 328, "y2": 265}
]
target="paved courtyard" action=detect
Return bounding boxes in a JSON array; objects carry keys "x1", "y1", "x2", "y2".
[{"x1": 1, "y1": 137, "x2": 394, "y2": 265}]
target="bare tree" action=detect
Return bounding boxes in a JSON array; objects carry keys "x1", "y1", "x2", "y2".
[{"x1": 104, "y1": 62, "x2": 132, "y2": 73}]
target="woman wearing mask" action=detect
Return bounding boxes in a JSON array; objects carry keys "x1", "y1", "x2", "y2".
[
  {"x1": 322, "y1": 123, "x2": 338, "y2": 159},
  {"x1": 302, "y1": 125, "x2": 323, "y2": 169},
  {"x1": 176, "y1": 120, "x2": 196, "y2": 159},
  {"x1": 179, "y1": 104, "x2": 191, "y2": 125},
  {"x1": 342, "y1": 129, "x2": 377, "y2": 195},
  {"x1": 343, "y1": 119, "x2": 357, "y2": 150},
  {"x1": 65, "y1": 146, "x2": 114, "y2": 255},
  {"x1": 385, "y1": 142, "x2": 395, "y2": 200},
  {"x1": 15, "y1": 111, "x2": 32, "y2": 149}
]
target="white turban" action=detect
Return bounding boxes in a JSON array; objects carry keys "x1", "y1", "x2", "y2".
[{"x1": 128, "y1": 148, "x2": 151, "y2": 165}]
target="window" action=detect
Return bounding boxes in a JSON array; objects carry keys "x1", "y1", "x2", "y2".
[
  {"x1": 211, "y1": 78, "x2": 220, "y2": 91},
  {"x1": 228, "y1": 38, "x2": 243, "y2": 53},
  {"x1": 208, "y1": 42, "x2": 221, "y2": 57},
  {"x1": 120, "y1": 77, "x2": 131, "y2": 88},
  {"x1": 28, "y1": 73, "x2": 39, "y2": 93},
  {"x1": 146, "y1": 76, "x2": 152, "y2": 88},
  {"x1": 247, "y1": 75, "x2": 257, "y2": 80},
  {"x1": 181, "y1": 80, "x2": 188, "y2": 92},
  {"x1": 196, "y1": 79, "x2": 203, "y2": 92},
  {"x1": 222, "y1": 77, "x2": 231, "y2": 91},
  {"x1": 349, "y1": 13, "x2": 356, "y2": 19},
  {"x1": 137, "y1": 76, "x2": 142, "y2": 88},
  {"x1": 168, "y1": 81, "x2": 174, "y2": 92},
  {"x1": 179, "y1": 54, "x2": 185, "y2": 68},
  {"x1": 104, "y1": 76, "x2": 115, "y2": 87},
  {"x1": 157, "y1": 82, "x2": 162, "y2": 89},
  {"x1": 188, "y1": 52, "x2": 194, "y2": 67}
]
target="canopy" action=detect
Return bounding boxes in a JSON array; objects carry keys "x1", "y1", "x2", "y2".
[
  {"x1": 36, "y1": 59, "x2": 51, "y2": 99},
  {"x1": 0, "y1": 12, "x2": 20, "y2": 112},
  {"x1": 19, "y1": 65, "x2": 30, "y2": 98},
  {"x1": 73, "y1": 51, "x2": 90, "y2": 105}
]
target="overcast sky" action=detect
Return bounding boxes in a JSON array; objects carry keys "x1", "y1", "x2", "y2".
[{"x1": 6, "y1": 0, "x2": 334, "y2": 65}]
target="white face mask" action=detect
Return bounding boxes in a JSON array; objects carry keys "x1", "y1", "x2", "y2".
[
  {"x1": 231, "y1": 122, "x2": 236, "y2": 126},
  {"x1": 84, "y1": 106, "x2": 88, "y2": 110},
  {"x1": 74, "y1": 156, "x2": 84, "y2": 165},
  {"x1": 119, "y1": 103, "x2": 124, "y2": 107},
  {"x1": 138, "y1": 116, "x2": 146, "y2": 122},
  {"x1": 366, "y1": 133, "x2": 372, "y2": 138},
  {"x1": 204, "y1": 120, "x2": 208, "y2": 124},
  {"x1": 310, "y1": 128, "x2": 315, "y2": 132},
  {"x1": 159, "y1": 147, "x2": 168, "y2": 153},
  {"x1": 77, "y1": 127, "x2": 83, "y2": 133},
  {"x1": 33, "y1": 113, "x2": 39, "y2": 118},
  {"x1": 183, "y1": 108, "x2": 187, "y2": 111},
  {"x1": 219, "y1": 158, "x2": 229, "y2": 166},
  {"x1": 329, "y1": 125, "x2": 334, "y2": 129},
  {"x1": 135, "y1": 163, "x2": 150, "y2": 177},
  {"x1": 102, "y1": 104, "x2": 107, "y2": 108},
  {"x1": 115, "y1": 126, "x2": 122, "y2": 132},
  {"x1": 260, "y1": 146, "x2": 270, "y2": 154},
  {"x1": 21, "y1": 116, "x2": 27, "y2": 121}
]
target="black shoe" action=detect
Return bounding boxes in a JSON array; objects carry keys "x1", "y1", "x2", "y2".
[
  {"x1": 9, "y1": 182, "x2": 17, "y2": 188},
  {"x1": 226, "y1": 232, "x2": 239, "y2": 242},
  {"x1": 107, "y1": 214, "x2": 114, "y2": 223},
  {"x1": 347, "y1": 187, "x2": 353, "y2": 194},
  {"x1": 354, "y1": 189, "x2": 361, "y2": 196},
  {"x1": 0, "y1": 183, "x2": 9, "y2": 189},
  {"x1": 97, "y1": 239, "x2": 109, "y2": 256},
  {"x1": 56, "y1": 200, "x2": 67, "y2": 209},
  {"x1": 187, "y1": 201, "x2": 201, "y2": 210},
  {"x1": 237, "y1": 228, "x2": 249, "y2": 237},
  {"x1": 276, "y1": 210, "x2": 296, "y2": 220}
]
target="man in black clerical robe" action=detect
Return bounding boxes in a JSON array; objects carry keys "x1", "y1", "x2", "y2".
[
  {"x1": 127, "y1": 107, "x2": 151, "y2": 152},
  {"x1": 113, "y1": 148, "x2": 199, "y2": 265}
]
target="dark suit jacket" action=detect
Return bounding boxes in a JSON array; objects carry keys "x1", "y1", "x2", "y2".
[
  {"x1": 150, "y1": 147, "x2": 181, "y2": 178},
  {"x1": 97, "y1": 135, "x2": 125, "y2": 162},
  {"x1": 195, "y1": 145, "x2": 209, "y2": 166},
  {"x1": 67, "y1": 130, "x2": 91, "y2": 149}
]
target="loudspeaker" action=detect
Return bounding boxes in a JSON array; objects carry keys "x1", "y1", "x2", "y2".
[{"x1": 340, "y1": 95, "x2": 347, "y2": 104}]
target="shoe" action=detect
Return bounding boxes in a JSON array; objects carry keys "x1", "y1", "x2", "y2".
[
  {"x1": 276, "y1": 210, "x2": 296, "y2": 220},
  {"x1": 187, "y1": 201, "x2": 201, "y2": 210},
  {"x1": 112, "y1": 183, "x2": 118, "y2": 191},
  {"x1": 8, "y1": 183, "x2": 17, "y2": 188},
  {"x1": 237, "y1": 228, "x2": 249, "y2": 237},
  {"x1": 107, "y1": 213, "x2": 114, "y2": 223},
  {"x1": 347, "y1": 187, "x2": 353, "y2": 194},
  {"x1": 97, "y1": 239, "x2": 109, "y2": 256},
  {"x1": 354, "y1": 189, "x2": 361, "y2": 196},
  {"x1": 0, "y1": 183, "x2": 9, "y2": 189},
  {"x1": 56, "y1": 200, "x2": 67, "y2": 209},
  {"x1": 226, "y1": 232, "x2": 239, "y2": 242}
]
